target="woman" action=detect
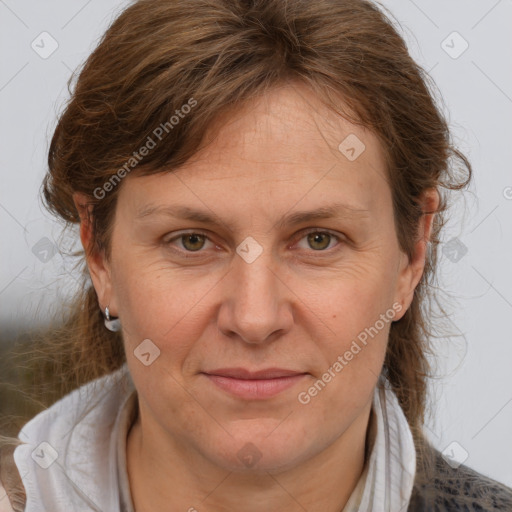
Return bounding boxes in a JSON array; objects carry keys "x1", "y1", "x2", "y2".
[{"x1": 1, "y1": 0, "x2": 511, "y2": 510}]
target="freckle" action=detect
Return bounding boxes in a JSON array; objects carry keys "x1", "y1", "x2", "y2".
[{"x1": 332, "y1": 314, "x2": 337, "y2": 319}]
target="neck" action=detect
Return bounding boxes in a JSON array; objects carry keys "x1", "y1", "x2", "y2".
[{"x1": 126, "y1": 398, "x2": 374, "y2": 512}]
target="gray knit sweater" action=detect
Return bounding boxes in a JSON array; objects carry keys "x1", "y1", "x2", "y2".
[{"x1": 408, "y1": 442, "x2": 512, "y2": 511}]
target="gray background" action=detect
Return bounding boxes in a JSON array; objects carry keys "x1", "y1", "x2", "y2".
[{"x1": 1, "y1": 0, "x2": 511, "y2": 486}]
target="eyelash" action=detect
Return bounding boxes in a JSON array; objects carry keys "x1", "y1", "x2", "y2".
[{"x1": 162, "y1": 228, "x2": 344, "y2": 258}]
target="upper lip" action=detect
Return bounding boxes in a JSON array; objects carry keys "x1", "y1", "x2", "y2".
[{"x1": 203, "y1": 368, "x2": 307, "y2": 380}]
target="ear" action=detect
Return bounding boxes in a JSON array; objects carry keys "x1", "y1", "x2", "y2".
[
  {"x1": 73, "y1": 192, "x2": 116, "y2": 316},
  {"x1": 392, "y1": 188, "x2": 439, "y2": 321}
]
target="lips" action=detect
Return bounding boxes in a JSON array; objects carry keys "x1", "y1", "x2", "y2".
[
  {"x1": 202, "y1": 367, "x2": 308, "y2": 400},
  {"x1": 204, "y1": 367, "x2": 306, "y2": 379}
]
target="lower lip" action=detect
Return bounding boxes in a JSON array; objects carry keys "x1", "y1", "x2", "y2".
[{"x1": 204, "y1": 374, "x2": 307, "y2": 400}]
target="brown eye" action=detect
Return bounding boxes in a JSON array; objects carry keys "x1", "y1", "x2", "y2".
[
  {"x1": 293, "y1": 229, "x2": 343, "y2": 255},
  {"x1": 306, "y1": 232, "x2": 333, "y2": 250},
  {"x1": 180, "y1": 233, "x2": 206, "y2": 251},
  {"x1": 163, "y1": 230, "x2": 217, "y2": 258}
]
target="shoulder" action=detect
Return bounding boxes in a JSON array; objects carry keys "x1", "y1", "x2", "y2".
[
  {"x1": 409, "y1": 441, "x2": 512, "y2": 511},
  {"x1": 8, "y1": 365, "x2": 134, "y2": 511},
  {"x1": 17, "y1": 363, "x2": 133, "y2": 446}
]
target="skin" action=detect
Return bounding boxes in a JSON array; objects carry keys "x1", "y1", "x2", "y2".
[{"x1": 75, "y1": 82, "x2": 438, "y2": 512}]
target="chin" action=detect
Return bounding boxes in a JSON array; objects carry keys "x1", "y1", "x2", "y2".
[{"x1": 204, "y1": 425, "x2": 315, "y2": 474}]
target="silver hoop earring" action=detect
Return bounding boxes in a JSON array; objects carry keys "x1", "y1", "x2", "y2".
[{"x1": 104, "y1": 306, "x2": 121, "y2": 332}]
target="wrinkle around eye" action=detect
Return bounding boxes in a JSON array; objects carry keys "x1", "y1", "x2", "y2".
[
  {"x1": 161, "y1": 228, "x2": 348, "y2": 260},
  {"x1": 162, "y1": 231, "x2": 217, "y2": 256},
  {"x1": 293, "y1": 230, "x2": 344, "y2": 253}
]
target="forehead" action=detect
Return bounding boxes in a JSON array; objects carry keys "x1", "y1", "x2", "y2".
[
  {"x1": 182, "y1": 83, "x2": 386, "y2": 175},
  {"x1": 121, "y1": 83, "x2": 391, "y2": 222}
]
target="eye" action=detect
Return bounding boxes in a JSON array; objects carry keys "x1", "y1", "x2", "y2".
[
  {"x1": 163, "y1": 231, "x2": 215, "y2": 255},
  {"x1": 295, "y1": 229, "x2": 343, "y2": 252},
  {"x1": 163, "y1": 228, "x2": 344, "y2": 258}
]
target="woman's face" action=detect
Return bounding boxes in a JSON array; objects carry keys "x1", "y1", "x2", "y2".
[{"x1": 86, "y1": 83, "x2": 426, "y2": 473}]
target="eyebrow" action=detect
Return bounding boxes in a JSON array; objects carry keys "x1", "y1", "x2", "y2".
[{"x1": 135, "y1": 202, "x2": 370, "y2": 231}]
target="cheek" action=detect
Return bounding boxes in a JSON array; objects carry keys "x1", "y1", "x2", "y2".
[
  {"x1": 304, "y1": 254, "x2": 399, "y2": 334},
  {"x1": 295, "y1": 299, "x2": 391, "y2": 424},
  {"x1": 112, "y1": 231, "x2": 399, "y2": 367},
  {"x1": 113, "y1": 254, "x2": 218, "y2": 334},
  {"x1": 294, "y1": 257, "x2": 398, "y2": 390}
]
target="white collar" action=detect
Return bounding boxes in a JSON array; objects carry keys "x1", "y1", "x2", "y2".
[
  {"x1": 14, "y1": 365, "x2": 135, "y2": 511},
  {"x1": 14, "y1": 365, "x2": 415, "y2": 511},
  {"x1": 342, "y1": 377, "x2": 417, "y2": 511}
]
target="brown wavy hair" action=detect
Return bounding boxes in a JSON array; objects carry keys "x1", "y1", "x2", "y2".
[{"x1": 10, "y1": 0, "x2": 483, "y2": 504}]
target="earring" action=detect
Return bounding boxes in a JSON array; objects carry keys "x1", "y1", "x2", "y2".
[{"x1": 104, "y1": 305, "x2": 121, "y2": 332}]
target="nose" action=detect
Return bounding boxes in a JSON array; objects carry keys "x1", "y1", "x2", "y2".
[{"x1": 216, "y1": 248, "x2": 294, "y2": 345}]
